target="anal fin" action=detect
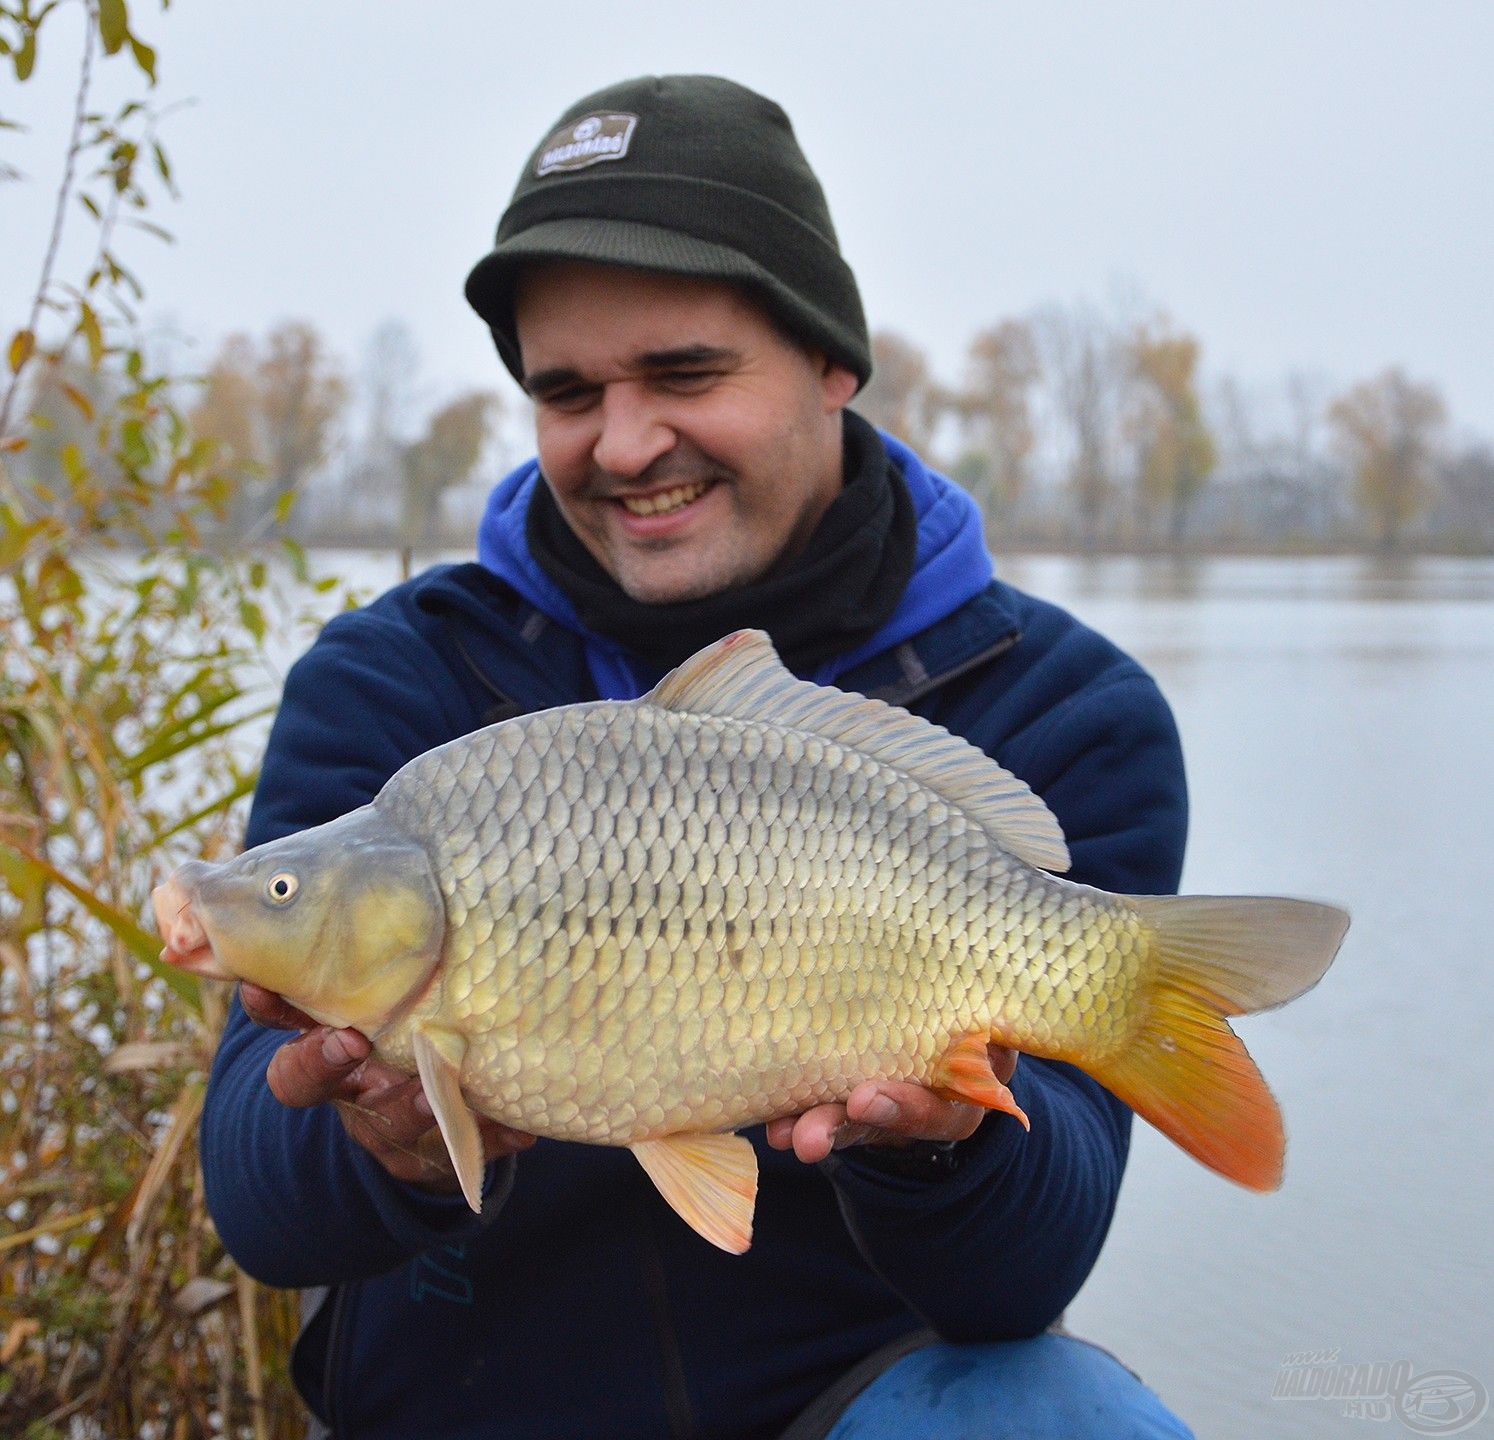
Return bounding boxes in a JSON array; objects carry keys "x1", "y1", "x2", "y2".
[
  {"x1": 630, "y1": 1132, "x2": 758, "y2": 1254},
  {"x1": 933, "y1": 1033, "x2": 1030, "y2": 1131},
  {"x1": 413, "y1": 1026, "x2": 485, "y2": 1213}
]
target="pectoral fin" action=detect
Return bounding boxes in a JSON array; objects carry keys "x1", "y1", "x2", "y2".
[
  {"x1": 630, "y1": 1132, "x2": 758, "y2": 1254},
  {"x1": 412, "y1": 1026, "x2": 485, "y2": 1213},
  {"x1": 933, "y1": 1033, "x2": 1030, "y2": 1130}
]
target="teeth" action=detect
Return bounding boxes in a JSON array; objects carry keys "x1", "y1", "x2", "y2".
[{"x1": 620, "y1": 481, "x2": 708, "y2": 517}]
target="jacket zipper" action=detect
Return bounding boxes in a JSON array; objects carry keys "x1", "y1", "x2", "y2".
[{"x1": 866, "y1": 628, "x2": 1022, "y2": 709}]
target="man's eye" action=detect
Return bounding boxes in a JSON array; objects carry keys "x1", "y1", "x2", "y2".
[
  {"x1": 660, "y1": 371, "x2": 717, "y2": 392},
  {"x1": 541, "y1": 385, "x2": 599, "y2": 411}
]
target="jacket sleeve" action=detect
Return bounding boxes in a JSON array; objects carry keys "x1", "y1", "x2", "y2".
[
  {"x1": 200, "y1": 609, "x2": 514, "y2": 1288},
  {"x1": 824, "y1": 665, "x2": 1188, "y2": 1340}
]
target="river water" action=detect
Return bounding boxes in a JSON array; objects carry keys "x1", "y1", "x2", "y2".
[{"x1": 288, "y1": 551, "x2": 1493, "y2": 1438}]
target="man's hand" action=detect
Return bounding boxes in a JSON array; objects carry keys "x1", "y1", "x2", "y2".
[
  {"x1": 764, "y1": 1045, "x2": 1018, "y2": 1164},
  {"x1": 240, "y1": 983, "x2": 535, "y2": 1196}
]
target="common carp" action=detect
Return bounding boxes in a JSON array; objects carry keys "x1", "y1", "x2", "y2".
[{"x1": 153, "y1": 629, "x2": 1348, "y2": 1253}]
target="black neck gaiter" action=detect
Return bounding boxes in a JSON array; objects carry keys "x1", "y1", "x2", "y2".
[{"x1": 526, "y1": 410, "x2": 916, "y2": 675}]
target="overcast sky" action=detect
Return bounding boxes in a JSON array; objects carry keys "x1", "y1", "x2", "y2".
[{"x1": 4, "y1": 0, "x2": 1492, "y2": 443}]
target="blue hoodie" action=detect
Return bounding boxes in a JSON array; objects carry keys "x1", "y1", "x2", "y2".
[{"x1": 201, "y1": 429, "x2": 1188, "y2": 1439}]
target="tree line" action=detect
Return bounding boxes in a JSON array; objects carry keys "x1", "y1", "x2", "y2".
[
  {"x1": 857, "y1": 308, "x2": 1493, "y2": 554},
  {"x1": 20, "y1": 317, "x2": 509, "y2": 565},
  {"x1": 21, "y1": 307, "x2": 1493, "y2": 558}
]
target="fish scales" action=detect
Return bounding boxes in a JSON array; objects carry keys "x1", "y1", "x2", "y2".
[{"x1": 371, "y1": 700, "x2": 1142, "y2": 1146}]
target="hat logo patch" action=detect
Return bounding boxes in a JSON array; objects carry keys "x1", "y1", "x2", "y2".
[{"x1": 536, "y1": 112, "x2": 638, "y2": 176}]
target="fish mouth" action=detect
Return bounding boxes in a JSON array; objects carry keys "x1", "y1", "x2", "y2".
[{"x1": 151, "y1": 872, "x2": 235, "y2": 980}]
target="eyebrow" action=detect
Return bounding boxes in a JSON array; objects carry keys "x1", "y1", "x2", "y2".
[{"x1": 523, "y1": 345, "x2": 742, "y2": 398}]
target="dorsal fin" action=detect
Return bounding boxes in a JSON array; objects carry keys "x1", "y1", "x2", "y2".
[{"x1": 644, "y1": 630, "x2": 1070, "y2": 872}]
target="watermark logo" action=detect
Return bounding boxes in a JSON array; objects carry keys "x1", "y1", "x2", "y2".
[
  {"x1": 1274, "y1": 1349, "x2": 1489, "y2": 1434},
  {"x1": 1398, "y1": 1373, "x2": 1491, "y2": 1436}
]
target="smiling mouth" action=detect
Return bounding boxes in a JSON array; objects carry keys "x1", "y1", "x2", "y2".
[{"x1": 616, "y1": 480, "x2": 711, "y2": 517}]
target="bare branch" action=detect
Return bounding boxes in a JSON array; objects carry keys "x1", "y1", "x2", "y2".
[{"x1": 0, "y1": 0, "x2": 97, "y2": 449}]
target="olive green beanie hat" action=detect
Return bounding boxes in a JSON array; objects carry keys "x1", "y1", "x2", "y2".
[{"x1": 464, "y1": 74, "x2": 871, "y2": 388}]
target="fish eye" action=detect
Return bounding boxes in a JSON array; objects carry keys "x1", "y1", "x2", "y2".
[{"x1": 265, "y1": 872, "x2": 300, "y2": 905}]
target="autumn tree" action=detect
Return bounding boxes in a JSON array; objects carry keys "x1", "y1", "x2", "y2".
[
  {"x1": 947, "y1": 319, "x2": 1039, "y2": 519},
  {"x1": 190, "y1": 333, "x2": 260, "y2": 468},
  {"x1": 856, "y1": 329, "x2": 939, "y2": 453},
  {"x1": 1328, "y1": 369, "x2": 1445, "y2": 551},
  {"x1": 257, "y1": 321, "x2": 348, "y2": 509},
  {"x1": 189, "y1": 321, "x2": 349, "y2": 535},
  {"x1": 1127, "y1": 322, "x2": 1216, "y2": 546},
  {"x1": 398, "y1": 389, "x2": 501, "y2": 569}
]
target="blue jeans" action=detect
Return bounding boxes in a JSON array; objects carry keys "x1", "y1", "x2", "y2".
[{"x1": 825, "y1": 1334, "x2": 1195, "y2": 1440}]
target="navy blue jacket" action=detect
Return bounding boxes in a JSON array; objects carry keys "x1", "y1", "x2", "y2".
[{"x1": 202, "y1": 448, "x2": 1187, "y2": 1439}]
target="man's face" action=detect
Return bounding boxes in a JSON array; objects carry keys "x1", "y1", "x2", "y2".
[{"x1": 513, "y1": 262, "x2": 858, "y2": 604}]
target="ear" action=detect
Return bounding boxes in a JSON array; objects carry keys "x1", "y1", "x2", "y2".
[{"x1": 819, "y1": 359, "x2": 859, "y2": 412}]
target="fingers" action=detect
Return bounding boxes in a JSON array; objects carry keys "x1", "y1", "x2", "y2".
[
  {"x1": 765, "y1": 1103, "x2": 846, "y2": 1164},
  {"x1": 263, "y1": 1025, "x2": 536, "y2": 1194},
  {"x1": 844, "y1": 1080, "x2": 984, "y2": 1144},
  {"x1": 766, "y1": 1073, "x2": 1004, "y2": 1165},
  {"x1": 475, "y1": 1116, "x2": 539, "y2": 1161},
  {"x1": 768, "y1": 1088, "x2": 981, "y2": 1165},
  {"x1": 337, "y1": 1068, "x2": 535, "y2": 1192},
  {"x1": 239, "y1": 982, "x2": 319, "y2": 1032},
  {"x1": 764, "y1": 1115, "x2": 797, "y2": 1150},
  {"x1": 339, "y1": 1071, "x2": 431, "y2": 1150},
  {"x1": 265, "y1": 1026, "x2": 373, "y2": 1108}
]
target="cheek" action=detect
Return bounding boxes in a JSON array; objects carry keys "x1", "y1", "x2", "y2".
[
  {"x1": 732, "y1": 414, "x2": 815, "y2": 515},
  {"x1": 534, "y1": 415, "x2": 594, "y2": 495}
]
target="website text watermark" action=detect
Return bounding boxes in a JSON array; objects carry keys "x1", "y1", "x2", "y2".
[{"x1": 1274, "y1": 1349, "x2": 1489, "y2": 1435}]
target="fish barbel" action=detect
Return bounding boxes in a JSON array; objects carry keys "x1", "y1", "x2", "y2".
[{"x1": 154, "y1": 630, "x2": 1348, "y2": 1253}]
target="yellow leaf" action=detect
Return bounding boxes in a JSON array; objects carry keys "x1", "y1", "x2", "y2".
[
  {"x1": 238, "y1": 596, "x2": 265, "y2": 643},
  {"x1": 98, "y1": 0, "x2": 128, "y2": 54},
  {"x1": 7, "y1": 328, "x2": 34, "y2": 374},
  {"x1": 61, "y1": 441, "x2": 88, "y2": 486},
  {"x1": 14, "y1": 29, "x2": 36, "y2": 81},
  {"x1": 61, "y1": 382, "x2": 95, "y2": 420},
  {"x1": 79, "y1": 303, "x2": 105, "y2": 364},
  {"x1": 129, "y1": 33, "x2": 156, "y2": 83}
]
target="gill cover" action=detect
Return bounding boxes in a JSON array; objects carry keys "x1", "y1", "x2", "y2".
[{"x1": 186, "y1": 805, "x2": 447, "y2": 1031}]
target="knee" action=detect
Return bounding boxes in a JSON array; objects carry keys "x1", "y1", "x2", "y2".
[{"x1": 826, "y1": 1333, "x2": 1195, "y2": 1440}]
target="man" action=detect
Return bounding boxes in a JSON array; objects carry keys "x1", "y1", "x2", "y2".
[{"x1": 202, "y1": 75, "x2": 1193, "y2": 1438}]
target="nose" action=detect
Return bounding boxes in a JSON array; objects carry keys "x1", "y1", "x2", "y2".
[{"x1": 592, "y1": 383, "x2": 675, "y2": 479}]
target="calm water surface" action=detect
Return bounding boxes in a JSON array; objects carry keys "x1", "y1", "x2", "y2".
[
  {"x1": 994, "y1": 556, "x2": 1494, "y2": 1439},
  {"x1": 302, "y1": 552, "x2": 1493, "y2": 1438}
]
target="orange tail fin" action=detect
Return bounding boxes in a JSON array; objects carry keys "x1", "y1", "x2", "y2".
[{"x1": 1093, "y1": 895, "x2": 1348, "y2": 1191}]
